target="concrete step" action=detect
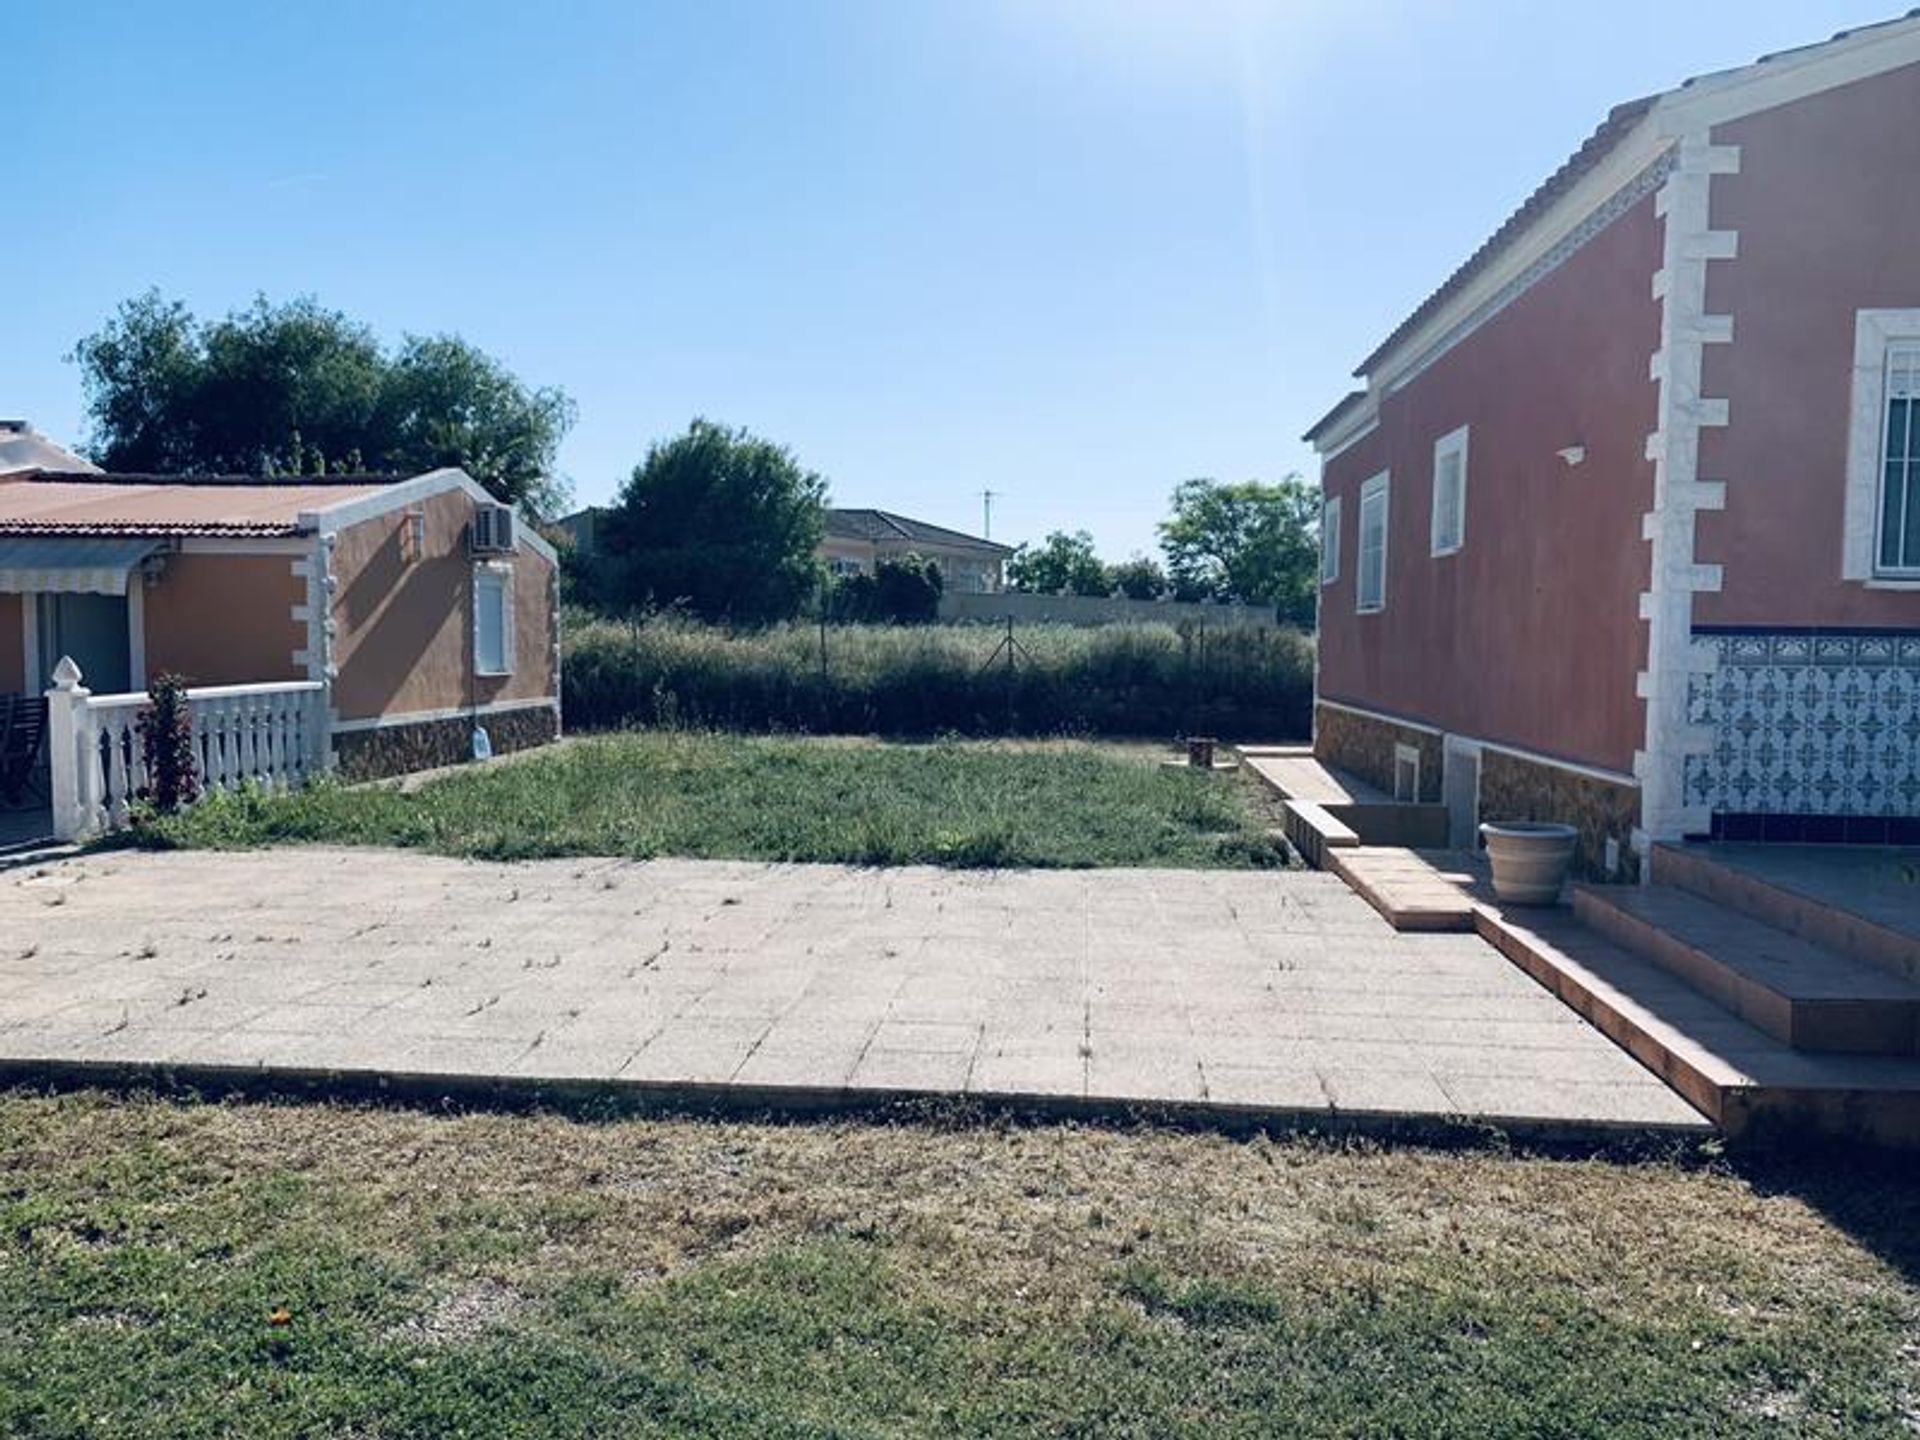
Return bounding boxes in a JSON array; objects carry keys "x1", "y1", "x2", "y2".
[
  {"x1": 1652, "y1": 842, "x2": 1920, "y2": 987},
  {"x1": 1328, "y1": 846, "x2": 1478, "y2": 932},
  {"x1": 1571, "y1": 883, "x2": 1920, "y2": 1056},
  {"x1": 1474, "y1": 902, "x2": 1920, "y2": 1150}
]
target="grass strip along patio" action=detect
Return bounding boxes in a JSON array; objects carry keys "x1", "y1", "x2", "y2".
[
  {"x1": 2, "y1": 1091, "x2": 1917, "y2": 1438},
  {"x1": 132, "y1": 733, "x2": 1285, "y2": 870}
]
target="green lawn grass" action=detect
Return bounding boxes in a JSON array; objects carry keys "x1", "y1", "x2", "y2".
[
  {"x1": 3, "y1": 1091, "x2": 1917, "y2": 1438},
  {"x1": 134, "y1": 732, "x2": 1284, "y2": 869}
]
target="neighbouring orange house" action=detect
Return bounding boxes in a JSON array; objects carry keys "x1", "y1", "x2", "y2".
[
  {"x1": 1305, "y1": 15, "x2": 1920, "y2": 878},
  {"x1": 0, "y1": 460, "x2": 559, "y2": 831}
]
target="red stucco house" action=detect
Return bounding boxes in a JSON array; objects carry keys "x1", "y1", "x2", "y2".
[{"x1": 1306, "y1": 15, "x2": 1920, "y2": 879}]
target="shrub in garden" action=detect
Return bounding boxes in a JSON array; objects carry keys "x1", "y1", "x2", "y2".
[
  {"x1": 560, "y1": 614, "x2": 1313, "y2": 739},
  {"x1": 135, "y1": 672, "x2": 201, "y2": 816}
]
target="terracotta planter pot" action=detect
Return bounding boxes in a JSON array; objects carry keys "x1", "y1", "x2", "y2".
[{"x1": 1479, "y1": 821, "x2": 1579, "y2": 905}]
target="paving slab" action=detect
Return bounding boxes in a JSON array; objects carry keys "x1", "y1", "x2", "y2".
[{"x1": 0, "y1": 848, "x2": 1708, "y2": 1138}]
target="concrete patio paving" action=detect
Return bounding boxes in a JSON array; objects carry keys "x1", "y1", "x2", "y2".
[{"x1": 0, "y1": 848, "x2": 1708, "y2": 1137}]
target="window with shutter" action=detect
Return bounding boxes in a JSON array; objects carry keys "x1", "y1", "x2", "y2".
[
  {"x1": 1320, "y1": 496, "x2": 1341, "y2": 585},
  {"x1": 1880, "y1": 346, "x2": 1920, "y2": 574},
  {"x1": 1430, "y1": 425, "x2": 1468, "y2": 557},
  {"x1": 1357, "y1": 473, "x2": 1389, "y2": 614},
  {"x1": 474, "y1": 567, "x2": 513, "y2": 676}
]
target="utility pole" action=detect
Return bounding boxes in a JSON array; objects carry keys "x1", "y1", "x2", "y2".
[{"x1": 979, "y1": 488, "x2": 999, "y2": 540}]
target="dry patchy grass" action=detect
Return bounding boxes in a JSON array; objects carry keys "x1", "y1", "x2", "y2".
[{"x1": 3, "y1": 1089, "x2": 1918, "y2": 1436}]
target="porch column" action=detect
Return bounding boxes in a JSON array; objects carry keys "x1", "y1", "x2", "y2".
[{"x1": 46, "y1": 655, "x2": 98, "y2": 841}]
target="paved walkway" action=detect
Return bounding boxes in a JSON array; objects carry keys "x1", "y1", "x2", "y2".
[{"x1": 0, "y1": 849, "x2": 1706, "y2": 1135}]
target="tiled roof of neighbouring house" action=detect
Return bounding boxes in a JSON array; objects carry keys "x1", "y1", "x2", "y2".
[
  {"x1": 1326, "y1": 9, "x2": 1920, "y2": 405},
  {"x1": 0, "y1": 471, "x2": 408, "y2": 536},
  {"x1": 0, "y1": 423, "x2": 100, "y2": 476},
  {"x1": 825, "y1": 507, "x2": 1014, "y2": 555}
]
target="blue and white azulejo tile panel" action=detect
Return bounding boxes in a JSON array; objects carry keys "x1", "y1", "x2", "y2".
[{"x1": 1685, "y1": 631, "x2": 1920, "y2": 817}]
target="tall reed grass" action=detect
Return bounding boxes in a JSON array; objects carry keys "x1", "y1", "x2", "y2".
[{"x1": 561, "y1": 614, "x2": 1313, "y2": 739}]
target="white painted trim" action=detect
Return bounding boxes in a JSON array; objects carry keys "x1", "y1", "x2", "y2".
[
  {"x1": 176, "y1": 536, "x2": 312, "y2": 556},
  {"x1": 1632, "y1": 132, "x2": 1738, "y2": 858},
  {"x1": 1313, "y1": 695, "x2": 1444, "y2": 736},
  {"x1": 1313, "y1": 15, "x2": 1920, "y2": 442},
  {"x1": 331, "y1": 695, "x2": 558, "y2": 734},
  {"x1": 1429, "y1": 424, "x2": 1469, "y2": 557},
  {"x1": 473, "y1": 561, "x2": 514, "y2": 677},
  {"x1": 1355, "y1": 471, "x2": 1390, "y2": 614},
  {"x1": 302, "y1": 466, "x2": 560, "y2": 566},
  {"x1": 127, "y1": 579, "x2": 146, "y2": 686},
  {"x1": 1474, "y1": 734, "x2": 1639, "y2": 790},
  {"x1": 1441, "y1": 733, "x2": 1484, "y2": 849},
  {"x1": 1843, "y1": 309, "x2": 1920, "y2": 581},
  {"x1": 1318, "y1": 414, "x2": 1379, "y2": 464},
  {"x1": 1319, "y1": 495, "x2": 1342, "y2": 587},
  {"x1": 550, "y1": 562, "x2": 563, "y2": 737},
  {"x1": 1392, "y1": 742, "x2": 1421, "y2": 803},
  {"x1": 21, "y1": 591, "x2": 38, "y2": 692},
  {"x1": 1315, "y1": 695, "x2": 1641, "y2": 787}
]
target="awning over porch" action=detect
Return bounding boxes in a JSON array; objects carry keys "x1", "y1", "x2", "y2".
[{"x1": 0, "y1": 536, "x2": 163, "y2": 595}]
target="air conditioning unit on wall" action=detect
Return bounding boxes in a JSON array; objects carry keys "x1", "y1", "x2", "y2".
[{"x1": 471, "y1": 503, "x2": 516, "y2": 554}]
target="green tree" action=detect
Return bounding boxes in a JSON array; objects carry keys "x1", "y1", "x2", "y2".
[
  {"x1": 1007, "y1": 529, "x2": 1109, "y2": 597},
  {"x1": 598, "y1": 419, "x2": 827, "y2": 623},
  {"x1": 1106, "y1": 553, "x2": 1167, "y2": 600},
  {"x1": 1157, "y1": 477, "x2": 1319, "y2": 624},
  {"x1": 70, "y1": 291, "x2": 575, "y2": 516}
]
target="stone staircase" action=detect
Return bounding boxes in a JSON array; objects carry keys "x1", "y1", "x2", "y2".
[{"x1": 1478, "y1": 843, "x2": 1920, "y2": 1148}]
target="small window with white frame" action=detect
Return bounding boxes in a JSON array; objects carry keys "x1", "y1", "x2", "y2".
[
  {"x1": 474, "y1": 564, "x2": 514, "y2": 677},
  {"x1": 1320, "y1": 495, "x2": 1341, "y2": 586},
  {"x1": 1356, "y1": 472, "x2": 1389, "y2": 613},
  {"x1": 1430, "y1": 424, "x2": 1468, "y2": 556},
  {"x1": 1879, "y1": 346, "x2": 1920, "y2": 575},
  {"x1": 1844, "y1": 309, "x2": 1920, "y2": 582}
]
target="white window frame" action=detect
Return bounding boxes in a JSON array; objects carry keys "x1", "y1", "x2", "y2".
[
  {"x1": 1320, "y1": 495, "x2": 1341, "y2": 586},
  {"x1": 1430, "y1": 424, "x2": 1469, "y2": 557},
  {"x1": 473, "y1": 562, "x2": 515, "y2": 677},
  {"x1": 1356, "y1": 472, "x2": 1389, "y2": 614},
  {"x1": 1843, "y1": 308, "x2": 1920, "y2": 586}
]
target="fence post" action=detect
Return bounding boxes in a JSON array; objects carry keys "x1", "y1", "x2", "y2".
[{"x1": 46, "y1": 655, "x2": 97, "y2": 841}]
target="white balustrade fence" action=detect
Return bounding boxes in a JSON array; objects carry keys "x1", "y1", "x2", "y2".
[{"x1": 47, "y1": 656, "x2": 329, "y2": 840}]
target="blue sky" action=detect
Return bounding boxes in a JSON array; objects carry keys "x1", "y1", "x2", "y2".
[{"x1": 6, "y1": 0, "x2": 1895, "y2": 555}]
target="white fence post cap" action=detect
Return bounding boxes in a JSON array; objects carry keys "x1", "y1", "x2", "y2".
[{"x1": 50, "y1": 655, "x2": 85, "y2": 691}]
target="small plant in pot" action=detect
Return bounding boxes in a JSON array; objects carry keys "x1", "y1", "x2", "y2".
[{"x1": 1479, "y1": 820, "x2": 1579, "y2": 904}]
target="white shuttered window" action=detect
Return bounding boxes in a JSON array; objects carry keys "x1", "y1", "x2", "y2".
[
  {"x1": 1357, "y1": 473, "x2": 1389, "y2": 614},
  {"x1": 1431, "y1": 425, "x2": 1468, "y2": 556}
]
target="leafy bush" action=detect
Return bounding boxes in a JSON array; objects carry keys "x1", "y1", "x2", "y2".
[
  {"x1": 830, "y1": 553, "x2": 944, "y2": 624},
  {"x1": 134, "y1": 673, "x2": 200, "y2": 816},
  {"x1": 560, "y1": 614, "x2": 1312, "y2": 739}
]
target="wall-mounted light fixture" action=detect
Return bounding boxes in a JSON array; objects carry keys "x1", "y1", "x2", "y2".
[{"x1": 1556, "y1": 445, "x2": 1587, "y2": 467}]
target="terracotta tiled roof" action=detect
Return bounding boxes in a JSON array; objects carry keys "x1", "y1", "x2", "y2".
[
  {"x1": 825, "y1": 507, "x2": 1013, "y2": 555},
  {"x1": 0, "y1": 472, "x2": 406, "y2": 536}
]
